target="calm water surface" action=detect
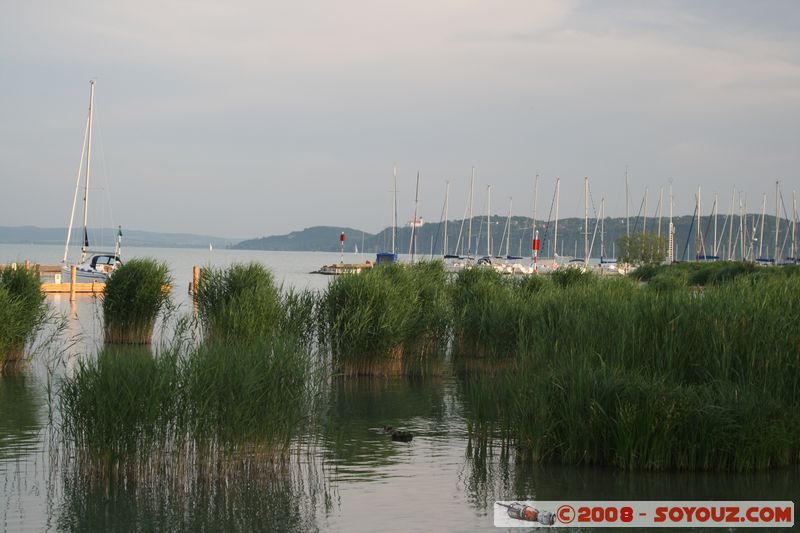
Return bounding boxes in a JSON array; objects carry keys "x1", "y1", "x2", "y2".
[{"x1": 1, "y1": 244, "x2": 797, "y2": 532}]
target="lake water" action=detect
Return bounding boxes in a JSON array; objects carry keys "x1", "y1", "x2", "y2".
[{"x1": 1, "y1": 244, "x2": 797, "y2": 532}]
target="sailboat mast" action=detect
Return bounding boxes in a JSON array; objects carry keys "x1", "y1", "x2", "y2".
[
  {"x1": 657, "y1": 186, "x2": 663, "y2": 245},
  {"x1": 792, "y1": 190, "x2": 797, "y2": 262},
  {"x1": 774, "y1": 180, "x2": 779, "y2": 261},
  {"x1": 643, "y1": 186, "x2": 648, "y2": 235},
  {"x1": 63, "y1": 114, "x2": 90, "y2": 264},
  {"x1": 392, "y1": 164, "x2": 397, "y2": 255},
  {"x1": 554, "y1": 177, "x2": 560, "y2": 264},
  {"x1": 728, "y1": 188, "x2": 735, "y2": 260},
  {"x1": 625, "y1": 166, "x2": 629, "y2": 239},
  {"x1": 713, "y1": 194, "x2": 718, "y2": 257},
  {"x1": 409, "y1": 171, "x2": 420, "y2": 262},
  {"x1": 443, "y1": 180, "x2": 450, "y2": 256},
  {"x1": 759, "y1": 193, "x2": 766, "y2": 259},
  {"x1": 531, "y1": 174, "x2": 538, "y2": 263},
  {"x1": 486, "y1": 185, "x2": 491, "y2": 256},
  {"x1": 80, "y1": 80, "x2": 95, "y2": 263},
  {"x1": 467, "y1": 167, "x2": 474, "y2": 256},
  {"x1": 505, "y1": 198, "x2": 512, "y2": 257},
  {"x1": 668, "y1": 183, "x2": 674, "y2": 263},
  {"x1": 740, "y1": 194, "x2": 746, "y2": 260},
  {"x1": 695, "y1": 188, "x2": 699, "y2": 258},
  {"x1": 584, "y1": 177, "x2": 589, "y2": 262},
  {"x1": 600, "y1": 197, "x2": 606, "y2": 259}
]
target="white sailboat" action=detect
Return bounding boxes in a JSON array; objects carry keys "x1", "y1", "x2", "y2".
[{"x1": 62, "y1": 80, "x2": 122, "y2": 282}]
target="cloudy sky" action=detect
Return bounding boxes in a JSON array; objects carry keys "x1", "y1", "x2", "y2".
[{"x1": 1, "y1": 1, "x2": 798, "y2": 239}]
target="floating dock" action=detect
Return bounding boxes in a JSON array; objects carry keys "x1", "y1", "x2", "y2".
[{"x1": 311, "y1": 262, "x2": 373, "y2": 275}]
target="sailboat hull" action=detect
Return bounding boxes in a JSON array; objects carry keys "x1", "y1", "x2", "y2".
[{"x1": 62, "y1": 264, "x2": 110, "y2": 283}]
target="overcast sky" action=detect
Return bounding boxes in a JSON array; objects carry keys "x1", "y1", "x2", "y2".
[{"x1": 1, "y1": 1, "x2": 798, "y2": 239}]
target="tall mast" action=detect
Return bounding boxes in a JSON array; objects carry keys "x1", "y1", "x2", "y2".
[
  {"x1": 467, "y1": 167, "x2": 474, "y2": 256},
  {"x1": 531, "y1": 174, "x2": 538, "y2": 263},
  {"x1": 759, "y1": 193, "x2": 766, "y2": 259},
  {"x1": 600, "y1": 197, "x2": 606, "y2": 259},
  {"x1": 727, "y1": 188, "x2": 735, "y2": 260},
  {"x1": 774, "y1": 180, "x2": 780, "y2": 261},
  {"x1": 695, "y1": 187, "x2": 701, "y2": 258},
  {"x1": 792, "y1": 190, "x2": 797, "y2": 262},
  {"x1": 739, "y1": 193, "x2": 745, "y2": 260},
  {"x1": 443, "y1": 180, "x2": 450, "y2": 256},
  {"x1": 392, "y1": 164, "x2": 397, "y2": 255},
  {"x1": 63, "y1": 113, "x2": 91, "y2": 264},
  {"x1": 657, "y1": 186, "x2": 663, "y2": 244},
  {"x1": 713, "y1": 194, "x2": 718, "y2": 257},
  {"x1": 625, "y1": 166, "x2": 629, "y2": 239},
  {"x1": 668, "y1": 183, "x2": 674, "y2": 263},
  {"x1": 505, "y1": 197, "x2": 512, "y2": 258},
  {"x1": 554, "y1": 177, "x2": 560, "y2": 263},
  {"x1": 583, "y1": 176, "x2": 589, "y2": 262},
  {"x1": 80, "y1": 80, "x2": 96, "y2": 263},
  {"x1": 643, "y1": 186, "x2": 648, "y2": 235},
  {"x1": 486, "y1": 185, "x2": 491, "y2": 256},
  {"x1": 408, "y1": 171, "x2": 420, "y2": 262}
]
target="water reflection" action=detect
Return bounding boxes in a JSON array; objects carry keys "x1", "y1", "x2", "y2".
[
  {"x1": 57, "y1": 453, "x2": 323, "y2": 532},
  {"x1": 0, "y1": 374, "x2": 42, "y2": 461},
  {"x1": 321, "y1": 376, "x2": 451, "y2": 481}
]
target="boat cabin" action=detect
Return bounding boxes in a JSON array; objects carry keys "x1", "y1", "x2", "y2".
[
  {"x1": 375, "y1": 252, "x2": 398, "y2": 265},
  {"x1": 89, "y1": 253, "x2": 122, "y2": 273}
]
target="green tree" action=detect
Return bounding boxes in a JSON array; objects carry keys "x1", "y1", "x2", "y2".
[{"x1": 617, "y1": 233, "x2": 667, "y2": 265}]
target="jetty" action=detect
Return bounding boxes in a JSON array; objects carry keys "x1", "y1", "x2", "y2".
[{"x1": 1, "y1": 262, "x2": 105, "y2": 300}]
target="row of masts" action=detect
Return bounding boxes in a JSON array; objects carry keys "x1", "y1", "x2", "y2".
[{"x1": 388, "y1": 168, "x2": 798, "y2": 264}]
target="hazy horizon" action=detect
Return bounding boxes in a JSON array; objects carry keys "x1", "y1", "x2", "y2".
[{"x1": 2, "y1": 1, "x2": 798, "y2": 239}]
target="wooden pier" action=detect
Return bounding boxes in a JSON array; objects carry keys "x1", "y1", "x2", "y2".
[{"x1": 1, "y1": 262, "x2": 105, "y2": 300}]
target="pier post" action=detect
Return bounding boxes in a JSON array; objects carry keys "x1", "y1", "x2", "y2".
[
  {"x1": 192, "y1": 265, "x2": 200, "y2": 296},
  {"x1": 24, "y1": 260, "x2": 30, "y2": 270},
  {"x1": 69, "y1": 266, "x2": 77, "y2": 302}
]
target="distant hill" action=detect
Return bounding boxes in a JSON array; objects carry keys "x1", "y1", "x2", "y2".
[
  {"x1": 0, "y1": 226, "x2": 238, "y2": 249},
  {"x1": 233, "y1": 214, "x2": 795, "y2": 260},
  {"x1": 235, "y1": 226, "x2": 373, "y2": 252}
]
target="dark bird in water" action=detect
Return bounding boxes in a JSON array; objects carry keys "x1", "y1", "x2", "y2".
[{"x1": 383, "y1": 426, "x2": 413, "y2": 442}]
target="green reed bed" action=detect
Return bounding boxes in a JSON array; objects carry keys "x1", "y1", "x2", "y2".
[
  {"x1": 59, "y1": 346, "x2": 181, "y2": 460},
  {"x1": 631, "y1": 260, "x2": 799, "y2": 289},
  {"x1": 0, "y1": 265, "x2": 47, "y2": 368},
  {"x1": 59, "y1": 336, "x2": 317, "y2": 462},
  {"x1": 319, "y1": 262, "x2": 449, "y2": 376},
  {"x1": 196, "y1": 262, "x2": 283, "y2": 342},
  {"x1": 59, "y1": 261, "x2": 318, "y2": 464},
  {"x1": 280, "y1": 286, "x2": 320, "y2": 349},
  {"x1": 102, "y1": 258, "x2": 172, "y2": 344},
  {"x1": 509, "y1": 363, "x2": 797, "y2": 471},
  {"x1": 181, "y1": 337, "x2": 315, "y2": 450},
  {"x1": 458, "y1": 273, "x2": 800, "y2": 471},
  {"x1": 451, "y1": 267, "x2": 559, "y2": 359}
]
